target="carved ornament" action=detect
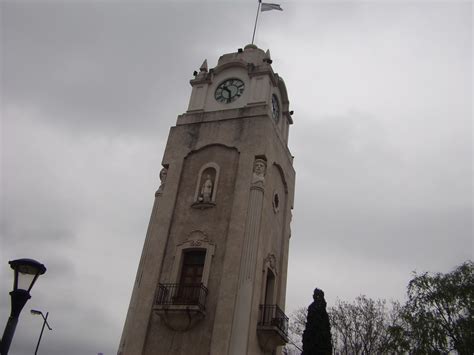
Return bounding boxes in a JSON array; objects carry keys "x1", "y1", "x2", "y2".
[
  {"x1": 155, "y1": 167, "x2": 168, "y2": 196},
  {"x1": 252, "y1": 158, "x2": 267, "y2": 186},
  {"x1": 264, "y1": 253, "x2": 277, "y2": 274}
]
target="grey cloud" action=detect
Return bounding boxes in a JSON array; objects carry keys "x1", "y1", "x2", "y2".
[
  {"x1": 1, "y1": 2, "x2": 471, "y2": 354},
  {"x1": 2, "y1": 2, "x2": 254, "y2": 135},
  {"x1": 291, "y1": 111, "x2": 471, "y2": 267}
]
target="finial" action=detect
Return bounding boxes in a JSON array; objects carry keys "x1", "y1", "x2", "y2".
[
  {"x1": 200, "y1": 59, "x2": 208, "y2": 72},
  {"x1": 263, "y1": 49, "x2": 273, "y2": 64}
]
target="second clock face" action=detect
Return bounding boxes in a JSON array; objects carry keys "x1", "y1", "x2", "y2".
[
  {"x1": 272, "y1": 94, "x2": 280, "y2": 123},
  {"x1": 215, "y1": 79, "x2": 245, "y2": 104}
]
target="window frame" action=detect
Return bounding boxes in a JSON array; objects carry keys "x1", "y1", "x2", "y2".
[{"x1": 170, "y1": 231, "x2": 216, "y2": 288}]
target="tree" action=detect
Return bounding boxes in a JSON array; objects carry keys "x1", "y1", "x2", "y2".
[
  {"x1": 328, "y1": 295, "x2": 402, "y2": 355},
  {"x1": 288, "y1": 297, "x2": 402, "y2": 354},
  {"x1": 302, "y1": 288, "x2": 332, "y2": 355},
  {"x1": 400, "y1": 261, "x2": 474, "y2": 354},
  {"x1": 286, "y1": 306, "x2": 307, "y2": 352},
  {"x1": 287, "y1": 261, "x2": 473, "y2": 354}
]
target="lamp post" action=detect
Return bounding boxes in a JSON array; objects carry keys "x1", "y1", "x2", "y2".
[
  {"x1": 31, "y1": 310, "x2": 52, "y2": 355},
  {"x1": 0, "y1": 258, "x2": 46, "y2": 355}
]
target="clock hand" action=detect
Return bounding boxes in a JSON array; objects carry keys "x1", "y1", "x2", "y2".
[{"x1": 223, "y1": 87, "x2": 231, "y2": 102}]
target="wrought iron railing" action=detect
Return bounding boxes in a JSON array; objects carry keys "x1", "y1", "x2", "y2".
[
  {"x1": 258, "y1": 304, "x2": 289, "y2": 337},
  {"x1": 155, "y1": 283, "x2": 208, "y2": 310}
]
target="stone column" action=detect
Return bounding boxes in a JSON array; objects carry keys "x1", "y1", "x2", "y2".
[{"x1": 229, "y1": 159, "x2": 266, "y2": 355}]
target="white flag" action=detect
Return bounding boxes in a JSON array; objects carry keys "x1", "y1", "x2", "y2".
[{"x1": 261, "y1": 2, "x2": 283, "y2": 11}]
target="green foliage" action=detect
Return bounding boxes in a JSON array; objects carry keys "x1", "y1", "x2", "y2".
[
  {"x1": 401, "y1": 261, "x2": 474, "y2": 354},
  {"x1": 287, "y1": 261, "x2": 473, "y2": 355}
]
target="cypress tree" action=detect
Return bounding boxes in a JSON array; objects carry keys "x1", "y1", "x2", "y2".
[{"x1": 302, "y1": 288, "x2": 332, "y2": 355}]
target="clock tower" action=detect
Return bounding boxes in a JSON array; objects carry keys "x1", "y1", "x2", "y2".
[{"x1": 118, "y1": 44, "x2": 295, "y2": 355}]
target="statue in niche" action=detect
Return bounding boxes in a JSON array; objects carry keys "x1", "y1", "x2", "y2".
[
  {"x1": 193, "y1": 166, "x2": 217, "y2": 208},
  {"x1": 199, "y1": 175, "x2": 213, "y2": 203},
  {"x1": 156, "y1": 167, "x2": 168, "y2": 195},
  {"x1": 252, "y1": 159, "x2": 267, "y2": 184}
]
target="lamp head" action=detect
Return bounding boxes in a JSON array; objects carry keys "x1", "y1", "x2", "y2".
[{"x1": 9, "y1": 258, "x2": 46, "y2": 292}]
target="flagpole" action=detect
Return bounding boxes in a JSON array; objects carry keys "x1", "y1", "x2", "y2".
[{"x1": 251, "y1": 0, "x2": 262, "y2": 45}]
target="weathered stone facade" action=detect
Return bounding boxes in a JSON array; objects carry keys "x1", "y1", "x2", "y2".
[{"x1": 118, "y1": 44, "x2": 295, "y2": 355}]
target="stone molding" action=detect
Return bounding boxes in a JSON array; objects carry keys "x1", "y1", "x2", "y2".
[{"x1": 170, "y1": 230, "x2": 215, "y2": 288}]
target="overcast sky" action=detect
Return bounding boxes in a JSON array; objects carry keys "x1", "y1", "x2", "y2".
[{"x1": 1, "y1": 1, "x2": 472, "y2": 354}]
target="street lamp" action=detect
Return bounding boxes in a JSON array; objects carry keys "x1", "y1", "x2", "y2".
[
  {"x1": 0, "y1": 258, "x2": 47, "y2": 355},
  {"x1": 31, "y1": 309, "x2": 52, "y2": 355}
]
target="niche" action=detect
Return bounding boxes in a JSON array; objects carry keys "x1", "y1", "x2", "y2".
[{"x1": 192, "y1": 163, "x2": 220, "y2": 209}]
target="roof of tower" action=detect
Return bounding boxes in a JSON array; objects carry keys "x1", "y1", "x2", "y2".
[{"x1": 216, "y1": 44, "x2": 268, "y2": 67}]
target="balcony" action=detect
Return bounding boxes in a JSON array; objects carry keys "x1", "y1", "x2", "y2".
[
  {"x1": 257, "y1": 304, "x2": 289, "y2": 352},
  {"x1": 153, "y1": 283, "x2": 208, "y2": 331}
]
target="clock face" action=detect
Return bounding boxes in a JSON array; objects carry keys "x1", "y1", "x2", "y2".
[
  {"x1": 215, "y1": 79, "x2": 245, "y2": 104},
  {"x1": 272, "y1": 94, "x2": 280, "y2": 123}
]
